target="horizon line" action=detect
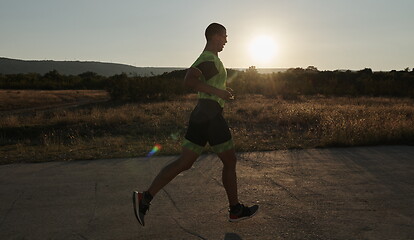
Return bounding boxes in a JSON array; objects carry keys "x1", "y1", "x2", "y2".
[{"x1": 1, "y1": 56, "x2": 410, "y2": 72}]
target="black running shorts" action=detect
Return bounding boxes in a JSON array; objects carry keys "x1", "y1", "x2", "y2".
[{"x1": 182, "y1": 99, "x2": 234, "y2": 155}]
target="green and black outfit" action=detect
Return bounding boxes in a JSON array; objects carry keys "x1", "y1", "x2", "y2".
[{"x1": 182, "y1": 51, "x2": 234, "y2": 155}]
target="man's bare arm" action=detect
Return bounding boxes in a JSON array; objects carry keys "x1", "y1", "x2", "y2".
[{"x1": 184, "y1": 67, "x2": 234, "y2": 100}]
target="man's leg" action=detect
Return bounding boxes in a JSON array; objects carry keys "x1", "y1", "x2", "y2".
[
  {"x1": 147, "y1": 146, "x2": 199, "y2": 197},
  {"x1": 217, "y1": 147, "x2": 259, "y2": 222},
  {"x1": 133, "y1": 147, "x2": 199, "y2": 226},
  {"x1": 217, "y1": 148, "x2": 239, "y2": 206}
]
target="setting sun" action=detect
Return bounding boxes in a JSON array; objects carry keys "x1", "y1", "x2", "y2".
[{"x1": 249, "y1": 35, "x2": 278, "y2": 67}]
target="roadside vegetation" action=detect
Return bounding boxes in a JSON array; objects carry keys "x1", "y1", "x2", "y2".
[
  {"x1": 1, "y1": 66, "x2": 413, "y2": 98},
  {"x1": 1, "y1": 67, "x2": 413, "y2": 164},
  {"x1": 1, "y1": 93, "x2": 413, "y2": 165}
]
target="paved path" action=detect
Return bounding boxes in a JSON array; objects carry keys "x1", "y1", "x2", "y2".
[{"x1": 0, "y1": 146, "x2": 413, "y2": 240}]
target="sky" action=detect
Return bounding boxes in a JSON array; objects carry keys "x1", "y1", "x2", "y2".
[{"x1": 1, "y1": 0, "x2": 413, "y2": 71}]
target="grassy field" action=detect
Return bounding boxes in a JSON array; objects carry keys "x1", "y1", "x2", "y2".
[
  {"x1": 0, "y1": 89, "x2": 109, "y2": 112},
  {"x1": 1, "y1": 90, "x2": 413, "y2": 164}
]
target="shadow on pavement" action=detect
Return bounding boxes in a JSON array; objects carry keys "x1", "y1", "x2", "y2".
[{"x1": 224, "y1": 233, "x2": 243, "y2": 240}]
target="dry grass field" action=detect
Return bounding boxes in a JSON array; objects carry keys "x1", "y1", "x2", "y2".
[
  {"x1": 1, "y1": 90, "x2": 413, "y2": 164},
  {"x1": 0, "y1": 89, "x2": 109, "y2": 112}
]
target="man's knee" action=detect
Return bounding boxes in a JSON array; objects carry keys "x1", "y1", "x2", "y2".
[{"x1": 176, "y1": 148, "x2": 199, "y2": 171}]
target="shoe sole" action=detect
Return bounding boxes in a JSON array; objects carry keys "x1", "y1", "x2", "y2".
[
  {"x1": 132, "y1": 191, "x2": 145, "y2": 226},
  {"x1": 228, "y1": 206, "x2": 259, "y2": 222}
]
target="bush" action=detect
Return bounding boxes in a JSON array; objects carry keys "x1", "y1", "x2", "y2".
[{"x1": 106, "y1": 73, "x2": 189, "y2": 101}]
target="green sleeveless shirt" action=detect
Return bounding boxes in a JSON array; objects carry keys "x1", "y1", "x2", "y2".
[{"x1": 191, "y1": 51, "x2": 227, "y2": 108}]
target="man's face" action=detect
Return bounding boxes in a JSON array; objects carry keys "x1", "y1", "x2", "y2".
[{"x1": 215, "y1": 30, "x2": 228, "y2": 52}]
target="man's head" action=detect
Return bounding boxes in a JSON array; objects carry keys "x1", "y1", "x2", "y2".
[{"x1": 205, "y1": 23, "x2": 227, "y2": 52}]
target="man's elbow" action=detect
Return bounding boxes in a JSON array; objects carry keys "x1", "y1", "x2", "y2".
[
  {"x1": 183, "y1": 78, "x2": 193, "y2": 89},
  {"x1": 184, "y1": 76, "x2": 198, "y2": 90},
  {"x1": 184, "y1": 68, "x2": 201, "y2": 90}
]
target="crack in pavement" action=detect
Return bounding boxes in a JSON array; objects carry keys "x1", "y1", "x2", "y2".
[
  {"x1": 264, "y1": 175, "x2": 299, "y2": 200},
  {"x1": 0, "y1": 190, "x2": 23, "y2": 229},
  {"x1": 72, "y1": 230, "x2": 89, "y2": 240},
  {"x1": 162, "y1": 188, "x2": 181, "y2": 212},
  {"x1": 196, "y1": 169, "x2": 223, "y2": 187},
  {"x1": 194, "y1": 155, "x2": 223, "y2": 187},
  {"x1": 88, "y1": 182, "x2": 98, "y2": 224}
]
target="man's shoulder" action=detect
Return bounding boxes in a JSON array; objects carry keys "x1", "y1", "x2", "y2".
[
  {"x1": 192, "y1": 52, "x2": 214, "y2": 68},
  {"x1": 197, "y1": 51, "x2": 217, "y2": 62}
]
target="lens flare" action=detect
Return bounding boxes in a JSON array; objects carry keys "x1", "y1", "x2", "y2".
[
  {"x1": 169, "y1": 129, "x2": 183, "y2": 141},
  {"x1": 170, "y1": 132, "x2": 179, "y2": 141},
  {"x1": 147, "y1": 144, "x2": 162, "y2": 157}
]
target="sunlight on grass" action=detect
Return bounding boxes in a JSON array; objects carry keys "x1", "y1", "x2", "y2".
[{"x1": 1, "y1": 94, "x2": 414, "y2": 164}]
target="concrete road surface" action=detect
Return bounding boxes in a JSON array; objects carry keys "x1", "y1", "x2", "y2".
[{"x1": 0, "y1": 146, "x2": 413, "y2": 240}]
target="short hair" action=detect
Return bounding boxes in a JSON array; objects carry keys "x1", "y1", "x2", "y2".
[{"x1": 205, "y1": 23, "x2": 226, "y2": 41}]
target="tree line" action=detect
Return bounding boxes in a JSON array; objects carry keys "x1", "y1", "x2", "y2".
[
  {"x1": 1, "y1": 67, "x2": 413, "y2": 100},
  {"x1": 0, "y1": 70, "x2": 107, "y2": 90},
  {"x1": 230, "y1": 66, "x2": 414, "y2": 98}
]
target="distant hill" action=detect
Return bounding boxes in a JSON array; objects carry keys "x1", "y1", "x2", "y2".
[
  {"x1": 0, "y1": 57, "x2": 185, "y2": 77},
  {"x1": 0, "y1": 57, "x2": 288, "y2": 77}
]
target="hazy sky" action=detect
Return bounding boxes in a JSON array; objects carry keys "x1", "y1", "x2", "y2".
[{"x1": 1, "y1": 0, "x2": 413, "y2": 70}]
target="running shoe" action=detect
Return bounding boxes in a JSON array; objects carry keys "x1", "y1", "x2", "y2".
[
  {"x1": 228, "y1": 204, "x2": 259, "y2": 222},
  {"x1": 132, "y1": 191, "x2": 150, "y2": 226}
]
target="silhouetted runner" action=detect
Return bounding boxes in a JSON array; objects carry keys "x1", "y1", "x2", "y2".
[{"x1": 133, "y1": 23, "x2": 259, "y2": 227}]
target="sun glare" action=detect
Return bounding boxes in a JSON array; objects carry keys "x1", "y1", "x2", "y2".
[{"x1": 249, "y1": 35, "x2": 278, "y2": 67}]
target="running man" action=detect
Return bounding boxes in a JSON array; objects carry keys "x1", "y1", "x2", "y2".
[{"x1": 133, "y1": 23, "x2": 259, "y2": 226}]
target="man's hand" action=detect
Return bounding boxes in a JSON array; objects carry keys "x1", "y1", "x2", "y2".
[
  {"x1": 184, "y1": 68, "x2": 235, "y2": 101},
  {"x1": 226, "y1": 87, "x2": 235, "y2": 99},
  {"x1": 216, "y1": 88, "x2": 235, "y2": 101}
]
